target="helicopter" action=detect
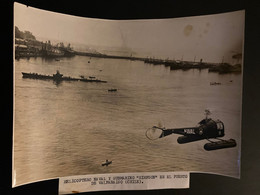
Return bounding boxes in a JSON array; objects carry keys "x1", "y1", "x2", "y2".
[{"x1": 146, "y1": 110, "x2": 237, "y2": 151}]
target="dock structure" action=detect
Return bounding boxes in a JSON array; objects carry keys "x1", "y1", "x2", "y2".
[{"x1": 15, "y1": 38, "x2": 240, "y2": 74}]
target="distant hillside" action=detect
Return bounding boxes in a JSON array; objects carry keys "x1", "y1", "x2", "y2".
[{"x1": 15, "y1": 26, "x2": 36, "y2": 40}]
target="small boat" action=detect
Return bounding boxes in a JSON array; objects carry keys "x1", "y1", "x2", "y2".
[
  {"x1": 102, "y1": 160, "x2": 112, "y2": 166},
  {"x1": 204, "y1": 139, "x2": 237, "y2": 151},
  {"x1": 108, "y1": 89, "x2": 117, "y2": 92},
  {"x1": 210, "y1": 82, "x2": 221, "y2": 85}
]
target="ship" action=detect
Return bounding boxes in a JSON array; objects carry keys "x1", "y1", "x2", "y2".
[{"x1": 22, "y1": 70, "x2": 107, "y2": 83}]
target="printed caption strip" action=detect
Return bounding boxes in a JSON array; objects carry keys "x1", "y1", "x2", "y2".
[{"x1": 59, "y1": 172, "x2": 189, "y2": 194}]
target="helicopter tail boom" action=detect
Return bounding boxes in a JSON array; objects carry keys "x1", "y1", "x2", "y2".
[{"x1": 158, "y1": 127, "x2": 201, "y2": 138}]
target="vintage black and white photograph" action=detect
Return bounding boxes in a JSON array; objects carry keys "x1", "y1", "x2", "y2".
[{"x1": 13, "y1": 2, "x2": 244, "y2": 187}]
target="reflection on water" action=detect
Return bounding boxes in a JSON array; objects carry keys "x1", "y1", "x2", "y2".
[{"x1": 13, "y1": 56, "x2": 242, "y2": 186}]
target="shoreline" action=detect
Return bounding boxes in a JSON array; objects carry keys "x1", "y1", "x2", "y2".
[{"x1": 15, "y1": 50, "x2": 242, "y2": 74}]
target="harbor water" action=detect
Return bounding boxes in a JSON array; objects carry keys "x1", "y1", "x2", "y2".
[{"x1": 13, "y1": 55, "x2": 242, "y2": 186}]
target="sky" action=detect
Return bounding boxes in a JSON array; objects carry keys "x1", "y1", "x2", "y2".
[{"x1": 14, "y1": 3, "x2": 244, "y2": 63}]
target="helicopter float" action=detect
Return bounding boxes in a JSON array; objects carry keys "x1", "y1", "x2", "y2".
[{"x1": 146, "y1": 110, "x2": 237, "y2": 151}]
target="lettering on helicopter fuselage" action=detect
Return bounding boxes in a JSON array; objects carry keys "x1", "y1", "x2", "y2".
[{"x1": 184, "y1": 129, "x2": 196, "y2": 134}]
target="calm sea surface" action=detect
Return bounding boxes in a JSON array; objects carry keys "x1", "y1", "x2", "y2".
[{"x1": 14, "y1": 55, "x2": 242, "y2": 186}]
